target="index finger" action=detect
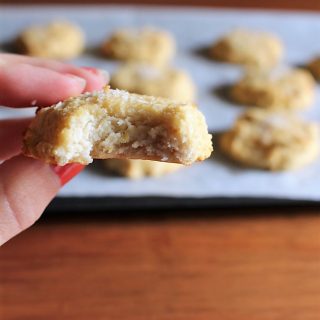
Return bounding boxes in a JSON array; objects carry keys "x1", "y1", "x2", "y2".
[
  {"x1": 0, "y1": 63, "x2": 87, "y2": 107},
  {"x1": 0, "y1": 53, "x2": 108, "y2": 92}
]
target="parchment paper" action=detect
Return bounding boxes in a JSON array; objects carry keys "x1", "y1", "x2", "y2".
[{"x1": 1, "y1": 5, "x2": 320, "y2": 200}]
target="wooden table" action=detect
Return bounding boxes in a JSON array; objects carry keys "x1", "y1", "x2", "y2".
[
  {"x1": 2, "y1": 0, "x2": 320, "y2": 11},
  {"x1": 2, "y1": 208, "x2": 320, "y2": 319},
  {"x1": 2, "y1": 1, "x2": 320, "y2": 319}
]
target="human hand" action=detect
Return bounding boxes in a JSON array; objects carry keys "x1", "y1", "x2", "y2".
[{"x1": 0, "y1": 53, "x2": 108, "y2": 246}]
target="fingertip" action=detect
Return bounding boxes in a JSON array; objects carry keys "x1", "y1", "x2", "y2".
[
  {"x1": 62, "y1": 73, "x2": 87, "y2": 95},
  {"x1": 76, "y1": 67, "x2": 109, "y2": 91}
]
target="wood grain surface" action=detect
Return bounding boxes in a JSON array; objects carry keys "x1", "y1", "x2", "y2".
[
  {"x1": 2, "y1": 0, "x2": 320, "y2": 11},
  {"x1": 1, "y1": 209, "x2": 320, "y2": 319}
]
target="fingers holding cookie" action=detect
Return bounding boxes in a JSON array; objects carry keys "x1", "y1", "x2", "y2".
[
  {"x1": 0, "y1": 62, "x2": 88, "y2": 107},
  {"x1": 0, "y1": 53, "x2": 109, "y2": 93},
  {"x1": 0, "y1": 118, "x2": 32, "y2": 161}
]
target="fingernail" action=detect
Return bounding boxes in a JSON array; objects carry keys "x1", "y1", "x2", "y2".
[
  {"x1": 82, "y1": 66, "x2": 109, "y2": 83},
  {"x1": 51, "y1": 163, "x2": 85, "y2": 186},
  {"x1": 66, "y1": 74, "x2": 86, "y2": 89}
]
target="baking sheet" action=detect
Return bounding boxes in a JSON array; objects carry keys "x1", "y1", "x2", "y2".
[{"x1": 1, "y1": 5, "x2": 320, "y2": 203}]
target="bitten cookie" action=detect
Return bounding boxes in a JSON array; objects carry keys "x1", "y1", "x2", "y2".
[
  {"x1": 231, "y1": 68, "x2": 315, "y2": 110},
  {"x1": 110, "y1": 63, "x2": 195, "y2": 101},
  {"x1": 23, "y1": 87, "x2": 212, "y2": 166},
  {"x1": 220, "y1": 109, "x2": 319, "y2": 171},
  {"x1": 101, "y1": 27, "x2": 175, "y2": 66},
  {"x1": 16, "y1": 21, "x2": 84, "y2": 60},
  {"x1": 211, "y1": 29, "x2": 283, "y2": 69},
  {"x1": 103, "y1": 159, "x2": 182, "y2": 179},
  {"x1": 308, "y1": 57, "x2": 320, "y2": 80}
]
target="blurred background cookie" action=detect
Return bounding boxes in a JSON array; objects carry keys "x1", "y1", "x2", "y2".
[
  {"x1": 220, "y1": 108, "x2": 319, "y2": 171},
  {"x1": 110, "y1": 62, "x2": 196, "y2": 101},
  {"x1": 101, "y1": 27, "x2": 175, "y2": 66},
  {"x1": 103, "y1": 159, "x2": 182, "y2": 179},
  {"x1": 210, "y1": 28, "x2": 283, "y2": 69},
  {"x1": 231, "y1": 68, "x2": 315, "y2": 110},
  {"x1": 16, "y1": 21, "x2": 85, "y2": 60}
]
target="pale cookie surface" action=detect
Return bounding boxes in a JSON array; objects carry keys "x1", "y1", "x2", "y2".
[
  {"x1": 101, "y1": 28, "x2": 175, "y2": 66},
  {"x1": 231, "y1": 68, "x2": 315, "y2": 110},
  {"x1": 103, "y1": 159, "x2": 182, "y2": 179},
  {"x1": 17, "y1": 21, "x2": 84, "y2": 60},
  {"x1": 110, "y1": 63, "x2": 196, "y2": 102},
  {"x1": 211, "y1": 29, "x2": 283, "y2": 69},
  {"x1": 308, "y1": 57, "x2": 320, "y2": 80},
  {"x1": 220, "y1": 109, "x2": 319, "y2": 171},
  {"x1": 23, "y1": 87, "x2": 212, "y2": 166}
]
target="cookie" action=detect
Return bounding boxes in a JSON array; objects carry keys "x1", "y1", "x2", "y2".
[
  {"x1": 211, "y1": 29, "x2": 283, "y2": 69},
  {"x1": 101, "y1": 27, "x2": 175, "y2": 66},
  {"x1": 103, "y1": 159, "x2": 182, "y2": 179},
  {"x1": 220, "y1": 109, "x2": 319, "y2": 170},
  {"x1": 308, "y1": 57, "x2": 320, "y2": 80},
  {"x1": 16, "y1": 21, "x2": 84, "y2": 60},
  {"x1": 231, "y1": 68, "x2": 315, "y2": 110},
  {"x1": 23, "y1": 86, "x2": 212, "y2": 166},
  {"x1": 110, "y1": 63, "x2": 195, "y2": 101}
]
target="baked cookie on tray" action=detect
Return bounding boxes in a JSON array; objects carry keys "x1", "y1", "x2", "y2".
[
  {"x1": 103, "y1": 159, "x2": 182, "y2": 179},
  {"x1": 210, "y1": 29, "x2": 283, "y2": 69},
  {"x1": 231, "y1": 68, "x2": 315, "y2": 110},
  {"x1": 220, "y1": 108, "x2": 319, "y2": 171},
  {"x1": 101, "y1": 27, "x2": 175, "y2": 66},
  {"x1": 16, "y1": 21, "x2": 84, "y2": 60},
  {"x1": 110, "y1": 62, "x2": 195, "y2": 102},
  {"x1": 23, "y1": 87, "x2": 212, "y2": 166}
]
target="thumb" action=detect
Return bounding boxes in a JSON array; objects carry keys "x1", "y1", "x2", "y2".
[{"x1": 0, "y1": 155, "x2": 84, "y2": 246}]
